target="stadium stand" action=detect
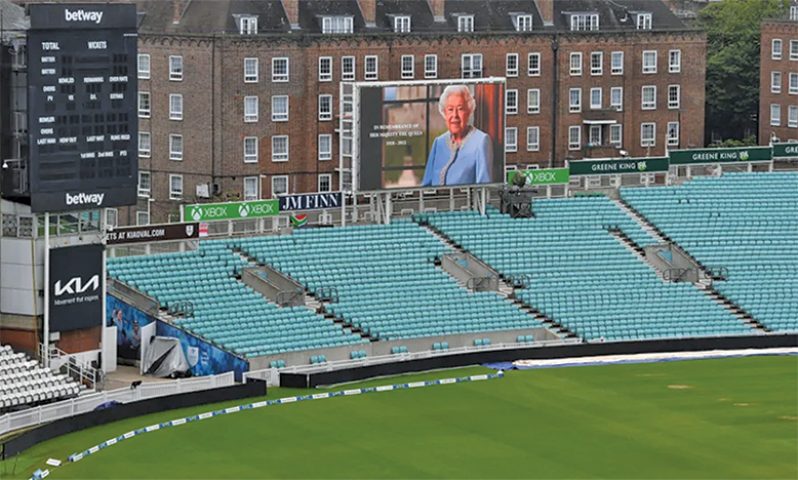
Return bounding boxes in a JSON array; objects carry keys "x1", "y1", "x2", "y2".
[
  {"x1": 620, "y1": 172, "x2": 798, "y2": 333},
  {"x1": 421, "y1": 196, "x2": 757, "y2": 342},
  {"x1": 0, "y1": 344, "x2": 81, "y2": 412}
]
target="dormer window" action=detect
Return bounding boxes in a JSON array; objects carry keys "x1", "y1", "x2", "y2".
[
  {"x1": 322, "y1": 16, "x2": 354, "y2": 34},
  {"x1": 791, "y1": 5, "x2": 797, "y2": 21},
  {"x1": 239, "y1": 16, "x2": 258, "y2": 35},
  {"x1": 394, "y1": 16, "x2": 411, "y2": 33},
  {"x1": 636, "y1": 13, "x2": 652, "y2": 30},
  {"x1": 457, "y1": 15, "x2": 474, "y2": 33},
  {"x1": 570, "y1": 13, "x2": 599, "y2": 31},
  {"x1": 513, "y1": 14, "x2": 533, "y2": 32}
]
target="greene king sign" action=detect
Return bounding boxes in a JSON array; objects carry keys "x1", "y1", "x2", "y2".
[
  {"x1": 569, "y1": 157, "x2": 669, "y2": 176},
  {"x1": 772, "y1": 143, "x2": 798, "y2": 159},
  {"x1": 182, "y1": 200, "x2": 279, "y2": 222},
  {"x1": 669, "y1": 147, "x2": 772, "y2": 165}
]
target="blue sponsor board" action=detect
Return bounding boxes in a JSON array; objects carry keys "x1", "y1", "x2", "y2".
[
  {"x1": 106, "y1": 295, "x2": 156, "y2": 360},
  {"x1": 156, "y1": 320, "x2": 249, "y2": 381}
]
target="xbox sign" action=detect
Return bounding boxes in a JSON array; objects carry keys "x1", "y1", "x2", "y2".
[{"x1": 182, "y1": 200, "x2": 279, "y2": 222}]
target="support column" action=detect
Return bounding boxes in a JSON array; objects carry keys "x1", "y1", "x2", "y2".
[
  {"x1": 384, "y1": 192, "x2": 392, "y2": 225},
  {"x1": 43, "y1": 212, "x2": 50, "y2": 368}
]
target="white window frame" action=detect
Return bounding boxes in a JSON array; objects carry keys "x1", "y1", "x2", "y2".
[
  {"x1": 319, "y1": 56, "x2": 333, "y2": 82},
  {"x1": 169, "y1": 93, "x2": 183, "y2": 120},
  {"x1": 506, "y1": 89, "x2": 518, "y2": 115},
  {"x1": 243, "y1": 176, "x2": 260, "y2": 201},
  {"x1": 570, "y1": 52, "x2": 582, "y2": 76},
  {"x1": 401, "y1": 55, "x2": 414, "y2": 79},
  {"x1": 240, "y1": 16, "x2": 258, "y2": 35},
  {"x1": 138, "y1": 132, "x2": 151, "y2": 158},
  {"x1": 528, "y1": 53, "x2": 541, "y2": 76},
  {"x1": 590, "y1": 52, "x2": 603, "y2": 75},
  {"x1": 271, "y1": 95, "x2": 289, "y2": 122},
  {"x1": 244, "y1": 137, "x2": 258, "y2": 163},
  {"x1": 792, "y1": 5, "x2": 798, "y2": 21},
  {"x1": 137, "y1": 53, "x2": 150, "y2": 79},
  {"x1": 105, "y1": 208, "x2": 118, "y2": 229},
  {"x1": 394, "y1": 15, "x2": 411, "y2": 33},
  {"x1": 669, "y1": 50, "x2": 681, "y2": 73},
  {"x1": 569, "y1": 88, "x2": 582, "y2": 113},
  {"x1": 791, "y1": 40, "x2": 798, "y2": 61},
  {"x1": 570, "y1": 13, "x2": 599, "y2": 31},
  {"x1": 790, "y1": 73, "x2": 798, "y2": 95},
  {"x1": 272, "y1": 57, "x2": 289, "y2": 82},
  {"x1": 788, "y1": 105, "x2": 798, "y2": 128},
  {"x1": 609, "y1": 124, "x2": 622, "y2": 146},
  {"x1": 457, "y1": 15, "x2": 474, "y2": 33},
  {"x1": 318, "y1": 94, "x2": 333, "y2": 121},
  {"x1": 588, "y1": 125, "x2": 602, "y2": 146},
  {"x1": 505, "y1": 127, "x2": 518, "y2": 152},
  {"x1": 610, "y1": 86, "x2": 623, "y2": 111},
  {"x1": 138, "y1": 170, "x2": 151, "y2": 197},
  {"x1": 318, "y1": 173, "x2": 332, "y2": 193},
  {"x1": 271, "y1": 175, "x2": 288, "y2": 196},
  {"x1": 640, "y1": 123, "x2": 656, "y2": 147},
  {"x1": 136, "y1": 211, "x2": 149, "y2": 226},
  {"x1": 590, "y1": 87, "x2": 602, "y2": 110},
  {"x1": 365, "y1": 55, "x2": 379, "y2": 80},
  {"x1": 771, "y1": 104, "x2": 781, "y2": 126},
  {"x1": 169, "y1": 134, "x2": 183, "y2": 161},
  {"x1": 341, "y1": 56, "x2": 355, "y2": 81},
  {"x1": 318, "y1": 134, "x2": 332, "y2": 161},
  {"x1": 272, "y1": 135, "x2": 289, "y2": 162},
  {"x1": 424, "y1": 54, "x2": 438, "y2": 79},
  {"x1": 526, "y1": 126, "x2": 540, "y2": 152},
  {"x1": 527, "y1": 88, "x2": 540, "y2": 114},
  {"x1": 642, "y1": 50, "x2": 657, "y2": 74},
  {"x1": 568, "y1": 126, "x2": 581, "y2": 150},
  {"x1": 667, "y1": 122, "x2": 680, "y2": 147},
  {"x1": 515, "y1": 14, "x2": 533, "y2": 32},
  {"x1": 244, "y1": 57, "x2": 259, "y2": 83},
  {"x1": 138, "y1": 92, "x2": 150, "y2": 118},
  {"x1": 641, "y1": 86, "x2": 657, "y2": 110},
  {"x1": 636, "y1": 13, "x2": 652, "y2": 30},
  {"x1": 461, "y1": 53, "x2": 483, "y2": 79},
  {"x1": 244, "y1": 96, "x2": 259, "y2": 122},
  {"x1": 169, "y1": 55, "x2": 183, "y2": 81},
  {"x1": 668, "y1": 85, "x2": 680, "y2": 109},
  {"x1": 773, "y1": 39, "x2": 783, "y2": 60},
  {"x1": 169, "y1": 174, "x2": 183, "y2": 200},
  {"x1": 611, "y1": 51, "x2": 623, "y2": 75},
  {"x1": 506, "y1": 53, "x2": 519, "y2": 77},
  {"x1": 322, "y1": 16, "x2": 354, "y2": 34}
]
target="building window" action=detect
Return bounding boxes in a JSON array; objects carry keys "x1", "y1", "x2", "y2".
[
  {"x1": 322, "y1": 16, "x2": 354, "y2": 34},
  {"x1": 272, "y1": 57, "x2": 289, "y2": 82},
  {"x1": 169, "y1": 55, "x2": 183, "y2": 81},
  {"x1": 394, "y1": 15, "x2": 411, "y2": 33},
  {"x1": 457, "y1": 15, "x2": 474, "y2": 32},
  {"x1": 506, "y1": 89, "x2": 518, "y2": 115},
  {"x1": 669, "y1": 50, "x2": 681, "y2": 73},
  {"x1": 590, "y1": 87, "x2": 602, "y2": 110},
  {"x1": 773, "y1": 39, "x2": 783, "y2": 60},
  {"x1": 424, "y1": 54, "x2": 438, "y2": 78},
  {"x1": 506, "y1": 53, "x2": 519, "y2": 77},
  {"x1": 169, "y1": 134, "x2": 183, "y2": 160},
  {"x1": 401, "y1": 55, "x2": 414, "y2": 79},
  {"x1": 790, "y1": 73, "x2": 798, "y2": 94},
  {"x1": 791, "y1": 40, "x2": 798, "y2": 60},
  {"x1": 272, "y1": 135, "x2": 289, "y2": 162},
  {"x1": 791, "y1": 5, "x2": 798, "y2": 21},
  {"x1": 137, "y1": 54, "x2": 150, "y2": 79},
  {"x1": 272, "y1": 176, "x2": 288, "y2": 196},
  {"x1": 138, "y1": 132, "x2": 151, "y2": 158},
  {"x1": 528, "y1": 53, "x2": 541, "y2": 76},
  {"x1": 611, "y1": 51, "x2": 623, "y2": 75},
  {"x1": 526, "y1": 127, "x2": 540, "y2": 152},
  {"x1": 568, "y1": 126, "x2": 581, "y2": 150},
  {"x1": 636, "y1": 13, "x2": 652, "y2": 30},
  {"x1": 244, "y1": 137, "x2": 258, "y2": 163},
  {"x1": 169, "y1": 174, "x2": 183, "y2": 200},
  {"x1": 319, "y1": 56, "x2": 332, "y2": 82},
  {"x1": 590, "y1": 52, "x2": 603, "y2": 75},
  {"x1": 642, "y1": 51, "x2": 657, "y2": 74},
  {"x1": 342, "y1": 56, "x2": 355, "y2": 80},
  {"x1": 244, "y1": 177, "x2": 259, "y2": 201},
  {"x1": 640, "y1": 123, "x2": 655, "y2": 147},
  {"x1": 318, "y1": 134, "x2": 332, "y2": 161},
  {"x1": 771, "y1": 104, "x2": 781, "y2": 126},
  {"x1": 318, "y1": 94, "x2": 333, "y2": 121},
  {"x1": 527, "y1": 88, "x2": 540, "y2": 114},
  {"x1": 240, "y1": 16, "x2": 258, "y2": 34},
  {"x1": 461, "y1": 54, "x2": 483, "y2": 78},
  {"x1": 244, "y1": 96, "x2": 259, "y2": 122},
  {"x1": 570, "y1": 13, "x2": 599, "y2": 31},
  {"x1": 788, "y1": 105, "x2": 798, "y2": 128},
  {"x1": 365, "y1": 55, "x2": 378, "y2": 80},
  {"x1": 136, "y1": 211, "x2": 149, "y2": 226},
  {"x1": 668, "y1": 85, "x2": 680, "y2": 109},
  {"x1": 169, "y1": 94, "x2": 183, "y2": 120},
  {"x1": 244, "y1": 57, "x2": 259, "y2": 83},
  {"x1": 641, "y1": 86, "x2": 656, "y2": 110},
  {"x1": 138, "y1": 170, "x2": 151, "y2": 197},
  {"x1": 318, "y1": 174, "x2": 332, "y2": 192},
  {"x1": 515, "y1": 14, "x2": 533, "y2": 32},
  {"x1": 104, "y1": 208, "x2": 118, "y2": 229},
  {"x1": 609, "y1": 124, "x2": 622, "y2": 146},
  {"x1": 505, "y1": 127, "x2": 517, "y2": 152},
  {"x1": 570, "y1": 52, "x2": 582, "y2": 75},
  {"x1": 667, "y1": 122, "x2": 679, "y2": 146},
  {"x1": 589, "y1": 125, "x2": 602, "y2": 146},
  {"x1": 610, "y1": 86, "x2": 623, "y2": 111},
  {"x1": 569, "y1": 88, "x2": 582, "y2": 112},
  {"x1": 138, "y1": 92, "x2": 150, "y2": 118},
  {"x1": 272, "y1": 95, "x2": 289, "y2": 122}
]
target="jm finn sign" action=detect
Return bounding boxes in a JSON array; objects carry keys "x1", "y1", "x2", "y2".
[{"x1": 278, "y1": 192, "x2": 342, "y2": 212}]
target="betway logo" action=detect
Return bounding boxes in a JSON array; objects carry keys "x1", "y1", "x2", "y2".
[
  {"x1": 64, "y1": 9, "x2": 104, "y2": 24},
  {"x1": 54, "y1": 275, "x2": 99, "y2": 296},
  {"x1": 66, "y1": 192, "x2": 105, "y2": 206}
]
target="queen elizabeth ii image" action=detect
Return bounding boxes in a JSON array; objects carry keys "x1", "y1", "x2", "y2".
[{"x1": 421, "y1": 85, "x2": 493, "y2": 187}]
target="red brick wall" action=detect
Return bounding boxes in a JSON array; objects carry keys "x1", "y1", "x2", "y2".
[{"x1": 760, "y1": 21, "x2": 798, "y2": 144}]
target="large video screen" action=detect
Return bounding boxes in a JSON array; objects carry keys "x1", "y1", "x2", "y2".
[{"x1": 357, "y1": 80, "x2": 505, "y2": 191}]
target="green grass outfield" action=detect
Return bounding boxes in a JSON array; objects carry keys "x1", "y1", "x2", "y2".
[{"x1": 3, "y1": 356, "x2": 797, "y2": 479}]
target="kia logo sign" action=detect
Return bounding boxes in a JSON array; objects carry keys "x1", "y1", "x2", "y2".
[
  {"x1": 54, "y1": 275, "x2": 99, "y2": 296},
  {"x1": 49, "y1": 244, "x2": 104, "y2": 332}
]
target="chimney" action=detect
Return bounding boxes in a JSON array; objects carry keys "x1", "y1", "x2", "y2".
[
  {"x1": 357, "y1": 0, "x2": 377, "y2": 27},
  {"x1": 534, "y1": 0, "x2": 554, "y2": 26},
  {"x1": 281, "y1": 0, "x2": 300, "y2": 30},
  {"x1": 172, "y1": 0, "x2": 189, "y2": 24},
  {"x1": 427, "y1": 0, "x2": 445, "y2": 23}
]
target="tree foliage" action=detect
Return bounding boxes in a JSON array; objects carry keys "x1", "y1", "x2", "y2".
[{"x1": 698, "y1": 0, "x2": 789, "y2": 143}]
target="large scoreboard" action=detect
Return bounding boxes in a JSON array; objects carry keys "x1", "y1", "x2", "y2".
[{"x1": 27, "y1": 3, "x2": 137, "y2": 213}]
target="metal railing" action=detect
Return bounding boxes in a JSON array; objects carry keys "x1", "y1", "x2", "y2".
[
  {"x1": 39, "y1": 344, "x2": 102, "y2": 390},
  {"x1": 0, "y1": 371, "x2": 235, "y2": 436}
]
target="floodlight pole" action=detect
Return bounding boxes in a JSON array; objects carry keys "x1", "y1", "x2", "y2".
[{"x1": 42, "y1": 212, "x2": 50, "y2": 368}]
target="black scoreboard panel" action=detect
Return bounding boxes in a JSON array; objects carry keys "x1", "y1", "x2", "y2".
[{"x1": 27, "y1": 4, "x2": 137, "y2": 213}]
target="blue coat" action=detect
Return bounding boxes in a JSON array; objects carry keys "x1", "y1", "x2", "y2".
[{"x1": 421, "y1": 128, "x2": 493, "y2": 187}]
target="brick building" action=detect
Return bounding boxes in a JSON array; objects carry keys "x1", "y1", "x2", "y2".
[
  {"x1": 125, "y1": 0, "x2": 705, "y2": 225},
  {"x1": 759, "y1": 2, "x2": 798, "y2": 145}
]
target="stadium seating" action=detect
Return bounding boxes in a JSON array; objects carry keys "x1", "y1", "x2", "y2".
[
  {"x1": 621, "y1": 172, "x2": 798, "y2": 333},
  {"x1": 107, "y1": 242, "x2": 366, "y2": 357},
  {"x1": 237, "y1": 220, "x2": 545, "y2": 341},
  {"x1": 0, "y1": 344, "x2": 81, "y2": 412},
  {"x1": 423, "y1": 197, "x2": 755, "y2": 342}
]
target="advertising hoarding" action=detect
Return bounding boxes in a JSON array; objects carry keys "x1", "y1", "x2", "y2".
[
  {"x1": 182, "y1": 200, "x2": 279, "y2": 222},
  {"x1": 669, "y1": 147, "x2": 772, "y2": 165},
  {"x1": 569, "y1": 157, "x2": 669, "y2": 176},
  {"x1": 278, "y1": 192, "x2": 342, "y2": 211},
  {"x1": 772, "y1": 143, "x2": 798, "y2": 159},
  {"x1": 356, "y1": 79, "x2": 505, "y2": 192},
  {"x1": 506, "y1": 168, "x2": 570, "y2": 186},
  {"x1": 106, "y1": 223, "x2": 199, "y2": 245},
  {"x1": 49, "y1": 244, "x2": 103, "y2": 332}
]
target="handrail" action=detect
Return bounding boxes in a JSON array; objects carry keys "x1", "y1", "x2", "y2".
[
  {"x1": 39, "y1": 344, "x2": 102, "y2": 390},
  {"x1": 504, "y1": 274, "x2": 533, "y2": 289},
  {"x1": 276, "y1": 289, "x2": 304, "y2": 307}
]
